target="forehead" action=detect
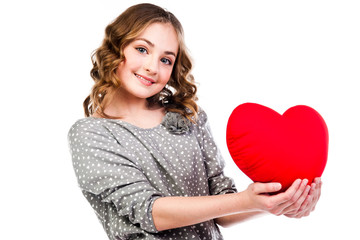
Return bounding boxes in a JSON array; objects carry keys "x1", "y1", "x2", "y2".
[{"x1": 136, "y1": 22, "x2": 179, "y2": 54}]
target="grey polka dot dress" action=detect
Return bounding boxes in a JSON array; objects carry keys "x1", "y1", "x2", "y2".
[{"x1": 68, "y1": 109, "x2": 237, "y2": 240}]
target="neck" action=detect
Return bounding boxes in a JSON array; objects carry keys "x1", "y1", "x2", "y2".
[{"x1": 102, "y1": 88, "x2": 158, "y2": 118}]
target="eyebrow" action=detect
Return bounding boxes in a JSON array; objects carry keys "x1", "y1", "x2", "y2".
[{"x1": 135, "y1": 38, "x2": 177, "y2": 57}]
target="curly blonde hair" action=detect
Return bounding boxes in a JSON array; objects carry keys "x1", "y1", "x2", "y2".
[{"x1": 83, "y1": 3, "x2": 198, "y2": 122}]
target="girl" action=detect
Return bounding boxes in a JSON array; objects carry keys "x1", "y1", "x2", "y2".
[{"x1": 68, "y1": 3, "x2": 322, "y2": 240}]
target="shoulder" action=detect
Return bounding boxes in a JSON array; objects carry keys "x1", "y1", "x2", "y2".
[
  {"x1": 196, "y1": 107, "x2": 208, "y2": 126},
  {"x1": 68, "y1": 117, "x2": 100, "y2": 134},
  {"x1": 67, "y1": 117, "x2": 112, "y2": 143}
]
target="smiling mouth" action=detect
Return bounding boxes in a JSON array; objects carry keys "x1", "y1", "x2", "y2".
[{"x1": 135, "y1": 73, "x2": 154, "y2": 85}]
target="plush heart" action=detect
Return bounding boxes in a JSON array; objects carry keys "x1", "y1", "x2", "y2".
[{"x1": 226, "y1": 103, "x2": 328, "y2": 192}]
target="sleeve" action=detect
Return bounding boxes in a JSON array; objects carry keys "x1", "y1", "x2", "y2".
[
  {"x1": 67, "y1": 119, "x2": 162, "y2": 234},
  {"x1": 196, "y1": 110, "x2": 238, "y2": 195}
]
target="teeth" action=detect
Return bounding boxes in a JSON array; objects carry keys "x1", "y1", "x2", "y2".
[{"x1": 136, "y1": 74, "x2": 151, "y2": 83}]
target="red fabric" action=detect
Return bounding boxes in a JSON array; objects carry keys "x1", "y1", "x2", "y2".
[{"x1": 226, "y1": 103, "x2": 328, "y2": 192}]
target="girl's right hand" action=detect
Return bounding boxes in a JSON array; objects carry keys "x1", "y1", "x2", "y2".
[{"x1": 243, "y1": 179, "x2": 311, "y2": 216}]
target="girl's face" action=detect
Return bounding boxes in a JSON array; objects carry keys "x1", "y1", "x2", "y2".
[{"x1": 116, "y1": 22, "x2": 179, "y2": 102}]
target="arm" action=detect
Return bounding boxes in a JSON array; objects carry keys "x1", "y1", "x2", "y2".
[
  {"x1": 152, "y1": 192, "x2": 251, "y2": 231},
  {"x1": 152, "y1": 179, "x2": 310, "y2": 231},
  {"x1": 214, "y1": 211, "x2": 266, "y2": 228},
  {"x1": 68, "y1": 120, "x2": 165, "y2": 234}
]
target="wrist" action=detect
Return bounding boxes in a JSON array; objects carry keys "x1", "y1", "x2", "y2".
[{"x1": 235, "y1": 191, "x2": 256, "y2": 212}]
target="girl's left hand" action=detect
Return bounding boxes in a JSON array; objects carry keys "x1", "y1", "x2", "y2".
[{"x1": 283, "y1": 177, "x2": 322, "y2": 218}]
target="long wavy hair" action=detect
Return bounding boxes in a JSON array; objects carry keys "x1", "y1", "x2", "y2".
[{"x1": 83, "y1": 3, "x2": 198, "y2": 122}]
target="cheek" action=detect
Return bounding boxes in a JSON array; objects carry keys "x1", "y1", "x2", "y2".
[
  {"x1": 119, "y1": 50, "x2": 141, "y2": 72},
  {"x1": 116, "y1": 60, "x2": 134, "y2": 83},
  {"x1": 161, "y1": 67, "x2": 174, "y2": 83},
  {"x1": 124, "y1": 56, "x2": 140, "y2": 70},
  {"x1": 159, "y1": 74, "x2": 171, "y2": 86}
]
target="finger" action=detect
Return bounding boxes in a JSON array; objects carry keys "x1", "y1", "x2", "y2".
[
  {"x1": 289, "y1": 211, "x2": 305, "y2": 218},
  {"x1": 295, "y1": 186, "x2": 312, "y2": 212},
  {"x1": 285, "y1": 210, "x2": 304, "y2": 218},
  {"x1": 252, "y1": 182, "x2": 282, "y2": 195},
  {"x1": 278, "y1": 179, "x2": 308, "y2": 208},
  {"x1": 303, "y1": 184, "x2": 318, "y2": 212},
  {"x1": 311, "y1": 203, "x2": 316, "y2": 212},
  {"x1": 313, "y1": 178, "x2": 322, "y2": 200},
  {"x1": 316, "y1": 180, "x2": 322, "y2": 199},
  {"x1": 289, "y1": 203, "x2": 312, "y2": 219},
  {"x1": 296, "y1": 184, "x2": 311, "y2": 207},
  {"x1": 310, "y1": 183, "x2": 317, "y2": 194},
  {"x1": 273, "y1": 179, "x2": 302, "y2": 204},
  {"x1": 291, "y1": 179, "x2": 309, "y2": 203},
  {"x1": 313, "y1": 177, "x2": 321, "y2": 184},
  {"x1": 282, "y1": 183, "x2": 311, "y2": 215},
  {"x1": 303, "y1": 209, "x2": 311, "y2": 217},
  {"x1": 284, "y1": 213, "x2": 296, "y2": 218},
  {"x1": 310, "y1": 182, "x2": 321, "y2": 212},
  {"x1": 268, "y1": 179, "x2": 302, "y2": 206},
  {"x1": 270, "y1": 179, "x2": 308, "y2": 216}
]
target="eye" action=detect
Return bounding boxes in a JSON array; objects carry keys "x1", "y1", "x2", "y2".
[
  {"x1": 136, "y1": 47, "x2": 148, "y2": 54},
  {"x1": 161, "y1": 58, "x2": 172, "y2": 65}
]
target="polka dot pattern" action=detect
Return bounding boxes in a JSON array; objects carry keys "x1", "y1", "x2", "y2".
[{"x1": 68, "y1": 110, "x2": 237, "y2": 239}]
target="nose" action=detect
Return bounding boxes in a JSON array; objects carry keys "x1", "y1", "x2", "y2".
[{"x1": 143, "y1": 55, "x2": 158, "y2": 75}]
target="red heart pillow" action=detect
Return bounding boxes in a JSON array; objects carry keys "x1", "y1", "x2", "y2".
[{"x1": 226, "y1": 103, "x2": 328, "y2": 192}]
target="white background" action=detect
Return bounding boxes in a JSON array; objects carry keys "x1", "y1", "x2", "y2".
[{"x1": 1, "y1": 0, "x2": 359, "y2": 239}]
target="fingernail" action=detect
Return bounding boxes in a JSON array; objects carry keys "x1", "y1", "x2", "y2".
[{"x1": 303, "y1": 179, "x2": 309, "y2": 185}]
